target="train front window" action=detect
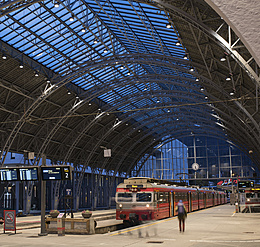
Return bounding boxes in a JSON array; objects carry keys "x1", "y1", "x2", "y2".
[
  {"x1": 246, "y1": 193, "x2": 256, "y2": 198},
  {"x1": 117, "y1": 193, "x2": 133, "y2": 202},
  {"x1": 136, "y1": 193, "x2": 152, "y2": 202}
]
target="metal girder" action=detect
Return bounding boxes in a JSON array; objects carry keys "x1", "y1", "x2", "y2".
[
  {"x1": 0, "y1": 0, "x2": 43, "y2": 17},
  {"x1": 134, "y1": 0, "x2": 259, "y2": 85}
]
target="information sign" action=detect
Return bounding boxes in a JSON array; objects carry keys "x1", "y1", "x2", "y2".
[
  {"x1": 0, "y1": 168, "x2": 18, "y2": 181},
  {"x1": 4, "y1": 210, "x2": 16, "y2": 233},
  {"x1": 19, "y1": 167, "x2": 38, "y2": 181},
  {"x1": 41, "y1": 166, "x2": 72, "y2": 180},
  {"x1": 238, "y1": 181, "x2": 254, "y2": 188}
]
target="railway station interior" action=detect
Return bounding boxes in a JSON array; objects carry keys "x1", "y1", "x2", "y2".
[{"x1": 0, "y1": 0, "x2": 260, "y2": 246}]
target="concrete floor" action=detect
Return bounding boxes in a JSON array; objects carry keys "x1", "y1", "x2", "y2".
[{"x1": 1, "y1": 204, "x2": 260, "y2": 247}]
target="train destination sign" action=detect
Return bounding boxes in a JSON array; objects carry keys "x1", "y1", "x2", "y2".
[
  {"x1": 41, "y1": 166, "x2": 72, "y2": 180},
  {"x1": 19, "y1": 167, "x2": 39, "y2": 181},
  {"x1": 0, "y1": 168, "x2": 18, "y2": 181}
]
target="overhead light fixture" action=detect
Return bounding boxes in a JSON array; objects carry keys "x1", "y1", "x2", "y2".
[
  {"x1": 200, "y1": 87, "x2": 204, "y2": 91},
  {"x1": 176, "y1": 41, "x2": 181, "y2": 46},
  {"x1": 166, "y1": 23, "x2": 171, "y2": 28},
  {"x1": 76, "y1": 96, "x2": 79, "y2": 99},
  {"x1": 176, "y1": 118, "x2": 179, "y2": 121},
  {"x1": 167, "y1": 110, "x2": 170, "y2": 112},
  {"x1": 103, "y1": 49, "x2": 108, "y2": 53},
  {"x1": 120, "y1": 66, "x2": 124, "y2": 69},
  {"x1": 183, "y1": 55, "x2": 188, "y2": 60},
  {"x1": 35, "y1": 72, "x2": 39, "y2": 77},
  {"x1": 205, "y1": 96, "x2": 208, "y2": 99},
  {"x1": 54, "y1": 2, "x2": 59, "y2": 7},
  {"x1": 190, "y1": 68, "x2": 194, "y2": 72},
  {"x1": 88, "y1": 102, "x2": 92, "y2": 106},
  {"x1": 196, "y1": 78, "x2": 199, "y2": 82},
  {"x1": 229, "y1": 91, "x2": 234, "y2": 96},
  {"x1": 220, "y1": 57, "x2": 226, "y2": 62},
  {"x1": 127, "y1": 72, "x2": 130, "y2": 75},
  {"x1": 81, "y1": 28, "x2": 86, "y2": 33},
  {"x1": 226, "y1": 77, "x2": 231, "y2": 81},
  {"x1": 93, "y1": 39, "x2": 98, "y2": 44},
  {"x1": 126, "y1": 123, "x2": 128, "y2": 126},
  {"x1": 2, "y1": 54, "x2": 7, "y2": 59},
  {"x1": 19, "y1": 64, "x2": 24, "y2": 69},
  {"x1": 67, "y1": 91, "x2": 71, "y2": 95},
  {"x1": 46, "y1": 79, "x2": 51, "y2": 83},
  {"x1": 69, "y1": 15, "x2": 74, "y2": 22}
]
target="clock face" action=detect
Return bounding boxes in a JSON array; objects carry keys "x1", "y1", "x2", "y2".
[{"x1": 192, "y1": 163, "x2": 199, "y2": 171}]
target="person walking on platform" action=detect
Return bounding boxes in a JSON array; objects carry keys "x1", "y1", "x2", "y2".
[{"x1": 175, "y1": 200, "x2": 187, "y2": 232}]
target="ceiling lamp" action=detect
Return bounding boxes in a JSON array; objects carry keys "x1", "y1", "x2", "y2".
[
  {"x1": 120, "y1": 66, "x2": 124, "y2": 69},
  {"x1": 67, "y1": 91, "x2": 71, "y2": 95},
  {"x1": 104, "y1": 49, "x2": 108, "y2": 53},
  {"x1": 220, "y1": 57, "x2": 226, "y2": 62},
  {"x1": 166, "y1": 23, "x2": 171, "y2": 28},
  {"x1": 54, "y1": 2, "x2": 59, "y2": 7},
  {"x1": 127, "y1": 72, "x2": 130, "y2": 75},
  {"x1": 46, "y1": 79, "x2": 51, "y2": 83},
  {"x1": 35, "y1": 72, "x2": 39, "y2": 76},
  {"x1": 88, "y1": 102, "x2": 92, "y2": 106},
  {"x1": 205, "y1": 96, "x2": 208, "y2": 99},
  {"x1": 229, "y1": 91, "x2": 234, "y2": 96},
  {"x1": 190, "y1": 68, "x2": 194, "y2": 72},
  {"x1": 93, "y1": 39, "x2": 98, "y2": 44},
  {"x1": 81, "y1": 28, "x2": 86, "y2": 33},
  {"x1": 176, "y1": 41, "x2": 181, "y2": 46},
  {"x1": 2, "y1": 54, "x2": 7, "y2": 59},
  {"x1": 19, "y1": 64, "x2": 24, "y2": 68},
  {"x1": 69, "y1": 15, "x2": 74, "y2": 22},
  {"x1": 226, "y1": 77, "x2": 231, "y2": 81},
  {"x1": 183, "y1": 55, "x2": 188, "y2": 60},
  {"x1": 196, "y1": 78, "x2": 199, "y2": 81},
  {"x1": 200, "y1": 87, "x2": 204, "y2": 91}
]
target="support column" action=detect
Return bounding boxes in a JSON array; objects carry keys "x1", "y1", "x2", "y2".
[
  {"x1": 15, "y1": 181, "x2": 19, "y2": 213},
  {"x1": 39, "y1": 154, "x2": 47, "y2": 236}
]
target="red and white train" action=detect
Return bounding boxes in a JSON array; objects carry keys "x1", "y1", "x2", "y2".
[{"x1": 116, "y1": 177, "x2": 227, "y2": 224}]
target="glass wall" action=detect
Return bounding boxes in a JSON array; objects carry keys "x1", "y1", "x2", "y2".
[{"x1": 135, "y1": 136, "x2": 260, "y2": 186}]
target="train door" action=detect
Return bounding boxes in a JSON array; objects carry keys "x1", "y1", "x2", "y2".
[
  {"x1": 189, "y1": 192, "x2": 192, "y2": 212},
  {"x1": 204, "y1": 192, "x2": 207, "y2": 208},
  {"x1": 170, "y1": 192, "x2": 174, "y2": 217}
]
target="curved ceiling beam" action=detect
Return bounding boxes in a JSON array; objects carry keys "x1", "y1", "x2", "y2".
[{"x1": 135, "y1": 0, "x2": 259, "y2": 85}]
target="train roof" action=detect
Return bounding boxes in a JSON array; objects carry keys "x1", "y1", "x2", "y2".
[
  {"x1": 124, "y1": 177, "x2": 187, "y2": 187},
  {"x1": 119, "y1": 177, "x2": 223, "y2": 193}
]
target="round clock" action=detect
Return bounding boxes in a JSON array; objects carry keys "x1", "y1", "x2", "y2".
[{"x1": 192, "y1": 163, "x2": 199, "y2": 171}]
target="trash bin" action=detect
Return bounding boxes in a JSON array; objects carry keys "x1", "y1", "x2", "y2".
[{"x1": 57, "y1": 213, "x2": 65, "y2": 236}]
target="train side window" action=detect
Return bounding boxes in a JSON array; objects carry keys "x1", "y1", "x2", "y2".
[
  {"x1": 165, "y1": 192, "x2": 169, "y2": 203},
  {"x1": 158, "y1": 192, "x2": 164, "y2": 203}
]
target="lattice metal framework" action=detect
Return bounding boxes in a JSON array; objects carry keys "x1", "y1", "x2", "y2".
[{"x1": 0, "y1": 1, "x2": 259, "y2": 186}]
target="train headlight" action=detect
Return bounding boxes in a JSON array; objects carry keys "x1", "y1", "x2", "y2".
[
  {"x1": 247, "y1": 199, "x2": 250, "y2": 202},
  {"x1": 119, "y1": 204, "x2": 123, "y2": 208},
  {"x1": 146, "y1": 204, "x2": 150, "y2": 208}
]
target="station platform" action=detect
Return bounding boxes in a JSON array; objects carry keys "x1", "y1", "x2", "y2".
[
  {"x1": 1, "y1": 204, "x2": 260, "y2": 246},
  {"x1": 0, "y1": 209, "x2": 117, "y2": 230}
]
